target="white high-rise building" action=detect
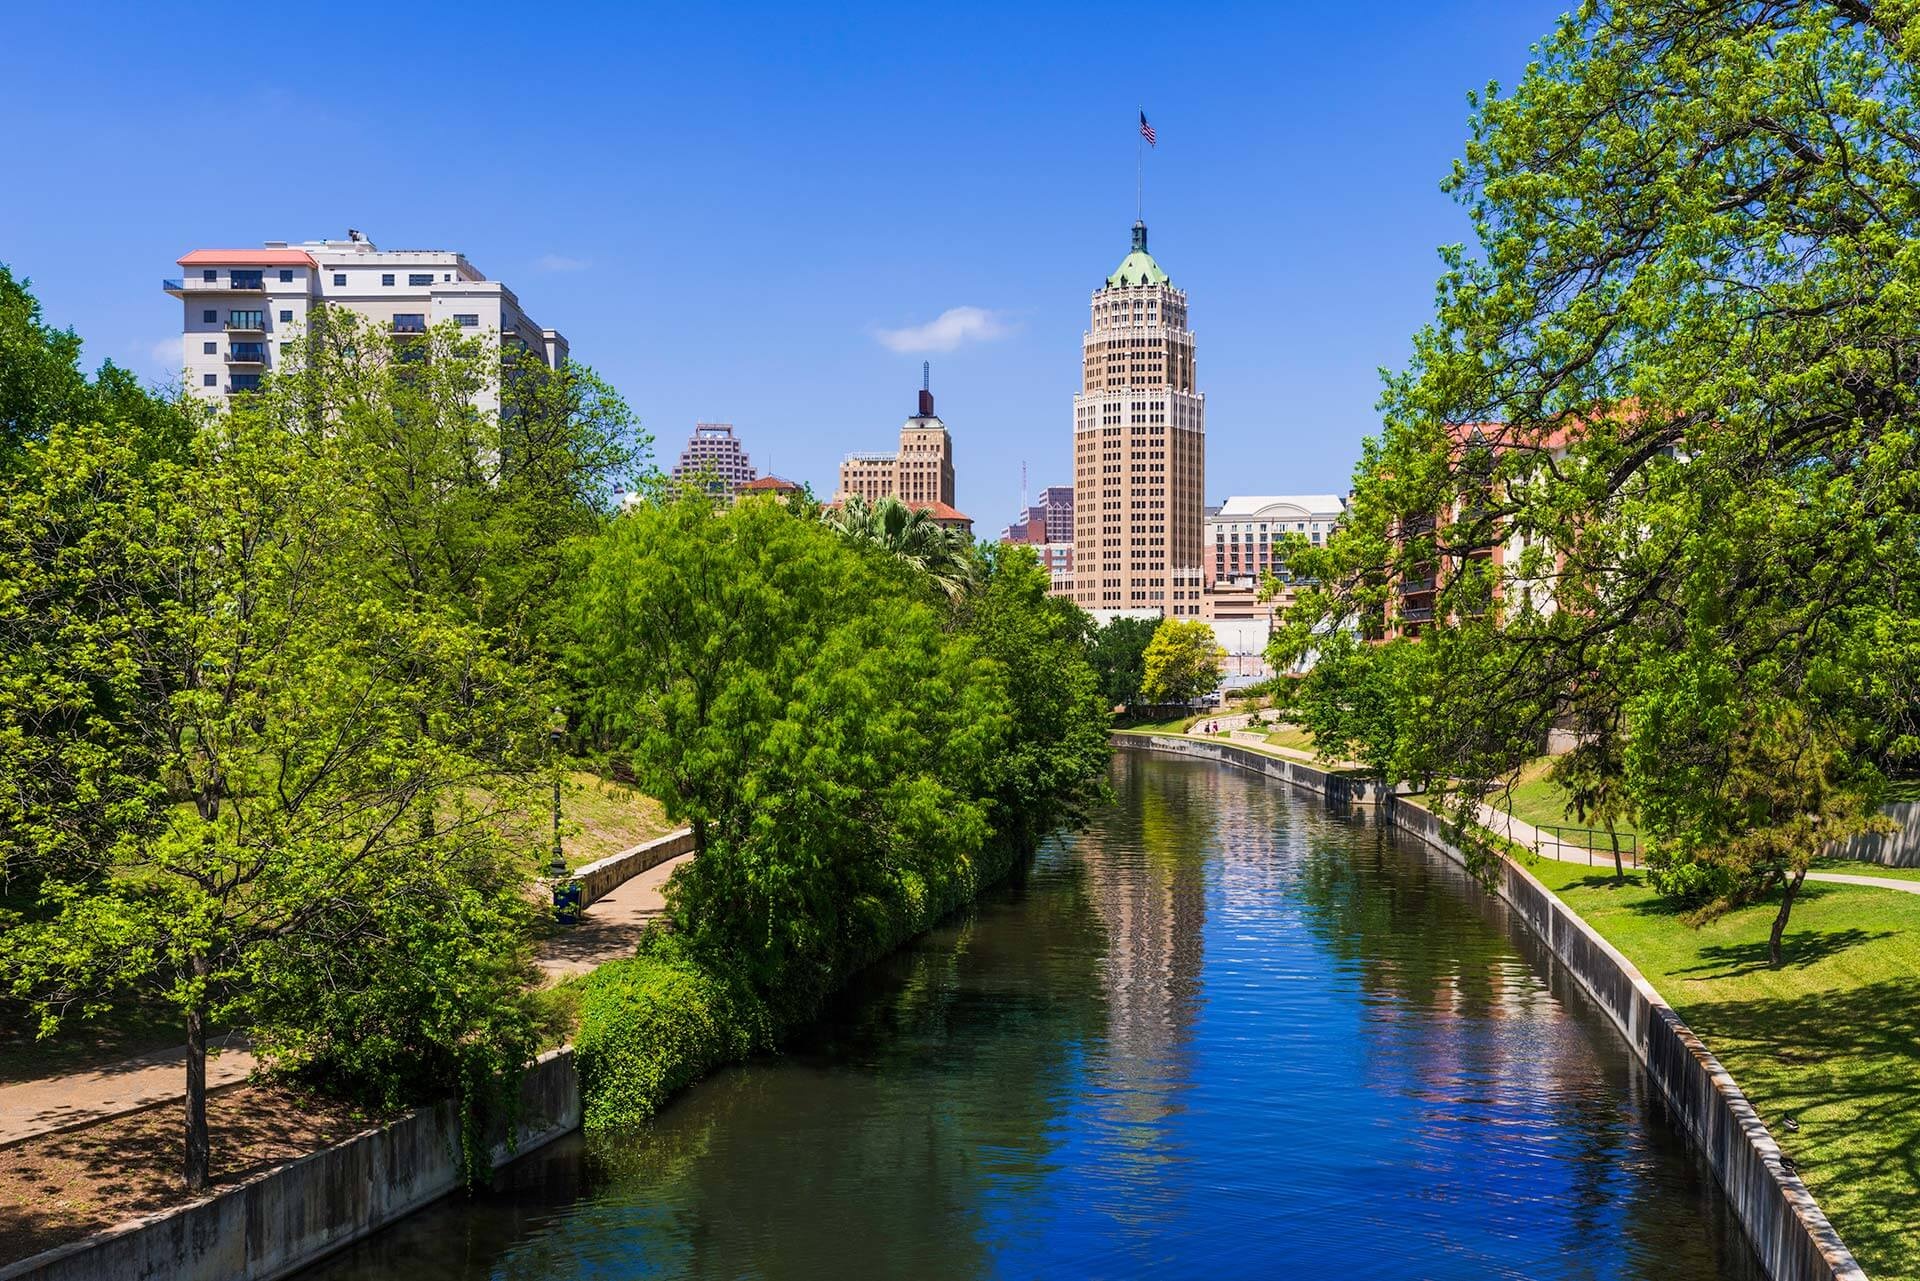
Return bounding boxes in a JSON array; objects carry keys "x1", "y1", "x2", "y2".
[
  {"x1": 1070, "y1": 221, "x2": 1206, "y2": 619},
  {"x1": 164, "y1": 235, "x2": 567, "y2": 406}
]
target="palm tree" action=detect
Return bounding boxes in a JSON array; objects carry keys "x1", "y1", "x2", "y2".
[{"x1": 824, "y1": 495, "x2": 977, "y2": 600}]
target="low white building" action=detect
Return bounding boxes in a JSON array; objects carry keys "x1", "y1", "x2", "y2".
[{"x1": 164, "y1": 235, "x2": 566, "y2": 407}]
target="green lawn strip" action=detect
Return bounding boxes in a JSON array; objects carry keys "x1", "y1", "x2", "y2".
[
  {"x1": 557, "y1": 771, "x2": 674, "y2": 871},
  {"x1": 1265, "y1": 725, "x2": 1317, "y2": 753},
  {"x1": 1113, "y1": 713, "x2": 1203, "y2": 734},
  {"x1": 1523, "y1": 856, "x2": 1920, "y2": 1280}
]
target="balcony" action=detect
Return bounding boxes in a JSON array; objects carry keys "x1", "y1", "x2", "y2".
[
  {"x1": 1399, "y1": 577, "x2": 1436, "y2": 595},
  {"x1": 225, "y1": 318, "x2": 267, "y2": 336},
  {"x1": 225, "y1": 345, "x2": 268, "y2": 366},
  {"x1": 163, "y1": 276, "x2": 268, "y2": 296},
  {"x1": 1400, "y1": 606, "x2": 1436, "y2": 624}
]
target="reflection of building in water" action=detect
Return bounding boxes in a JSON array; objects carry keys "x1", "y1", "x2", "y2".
[{"x1": 1076, "y1": 761, "x2": 1209, "y2": 1160}]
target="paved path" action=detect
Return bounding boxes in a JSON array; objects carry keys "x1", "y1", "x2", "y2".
[
  {"x1": 0, "y1": 852, "x2": 697, "y2": 1148},
  {"x1": 0, "y1": 1036, "x2": 255, "y2": 1147},
  {"x1": 537, "y1": 851, "x2": 693, "y2": 979},
  {"x1": 1804, "y1": 869, "x2": 1920, "y2": 895}
]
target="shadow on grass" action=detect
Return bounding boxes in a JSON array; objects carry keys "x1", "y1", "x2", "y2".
[
  {"x1": 1677, "y1": 975, "x2": 1920, "y2": 1274},
  {"x1": 1670, "y1": 928, "x2": 1898, "y2": 979}
]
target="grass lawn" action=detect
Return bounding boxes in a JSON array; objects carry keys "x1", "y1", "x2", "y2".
[
  {"x1": 1265, "y1": 724, "x2": 1317, "y2": 753},
  {"x1": 1491, "y1": 757, "x2": 1645, "y2": 840},
  {"x1": 1524, "y1": 856, "x2": 1920, "y2": 1279},
  {"x1": 557, "y1": 770, "x2": 673, "y2": 869},
  {"x1": 1114, "y1": 713, "x2": 1202, "y2": 734}
]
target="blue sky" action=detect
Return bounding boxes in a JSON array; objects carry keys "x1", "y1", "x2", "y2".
[{"x1": 5, "y1": 2, "x2": 1554, "y2": 528}]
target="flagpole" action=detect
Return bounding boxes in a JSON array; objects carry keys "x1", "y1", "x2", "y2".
[{"x1": 1136, "y1": 106, "x2": 1143, "y2": 221}]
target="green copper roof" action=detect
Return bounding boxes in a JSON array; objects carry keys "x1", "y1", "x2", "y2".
[{"x1": 1106, "y1": 221, "x2": 1168, "y2": 288}]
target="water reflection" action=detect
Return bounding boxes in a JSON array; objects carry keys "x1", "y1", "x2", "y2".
[{"x1": 300, "y1": 752, "x2": 1762, "y2": 1281}]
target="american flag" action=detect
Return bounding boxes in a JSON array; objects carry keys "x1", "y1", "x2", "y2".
[{"x1": 1139, "y1": 111, "x2": 1156, "y2": 147}]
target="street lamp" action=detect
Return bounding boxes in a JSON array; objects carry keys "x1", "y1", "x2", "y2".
[{"x1": 548, "y1": 715, "x2": 567, "y2": 878}]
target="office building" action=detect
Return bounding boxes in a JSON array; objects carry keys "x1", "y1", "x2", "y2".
[
  {"x1": 1070, "y1": 221, "x2": 1206, "y2": 618},
  {"x1": 671, "y1": 423, "x2": 758, "y2": 493}
]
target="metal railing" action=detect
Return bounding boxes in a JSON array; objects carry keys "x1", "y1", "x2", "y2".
[
  {"x1": 1535, "y1": 823, "x2": 1641, "y2": 869},
  {"x1": 162, "y1": 276, "x2": 267, "y2": 292}
]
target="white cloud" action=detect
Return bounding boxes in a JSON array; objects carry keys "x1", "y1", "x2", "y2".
[
  {"x1": 535, "y1": 254, "x2": 590, "y2": 272},
  {"x1": 875, "y1": 306, "x2": 1012, "y2": 354},
  {"x1": 147, "y1": 337, "x2": 182, "y2": 371}
]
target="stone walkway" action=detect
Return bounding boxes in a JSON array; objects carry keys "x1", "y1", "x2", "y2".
[
  {"x1": 0, "y1": 1036, "x2": 256, "y2": 1148},
  {"x1": 0, "y1": 851, "x2": 697, "y2": 1149},
  {"x1": 537, "y1": 851, "x2": 692, "y2": 979}
]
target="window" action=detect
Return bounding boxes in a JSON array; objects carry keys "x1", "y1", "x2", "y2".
[
  {"x1": 408, "y1": 273, "x2": 433, "y2": 286},
  {"x1": 202, "y1": 341, "x2": 216, "y2": 354},
  {"x1": 202, "y1": 269, "x2": 217, "y2": 282},
  {"x1": 279, "y1": 269, "x2": 293, "y2": 282},
  {"x1": 203, "y1": 374, "x2": 217, "y2": 387},
  {"x1": 230, "y1": 373, "x2": 262, "y2": 392},
  {"x1": 277, "y1": 309, "x2": 291, "y2": 323},
  {"x1": 333, "y1": 273, "x2": 347, "y2": 286},
  {"x1": 391, "y1": 313, "x2": 427, "y2": 334},
  {"x1": 228, "y1": 310, "x2": 264, "y2": 329},
  {"x1": 202, "y1": 309, "x2": 217, "y2": 324},
  {"x1": 381, "y1": 274, "x2": 395, "y2": 286},
  {"x1": 230, "y1": 270, "x2": 263, "y2": 290},
  {"x1": 454, "y1": 313, "x2": 480, "y2": 327}
]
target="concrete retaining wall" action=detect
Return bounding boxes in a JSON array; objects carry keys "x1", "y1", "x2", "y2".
[
  {"x1": 1121, "y1": 733, "x2": 1865, "y2": 1281},
  {"x1": 1117, "y1": 734, "x2": 1395, "y2": 807},
  {"x1": 1826, "y1": 801, "x2": 1920, "y2": 869},
  {"x1": 0, "y1": 1049, "x2": 582, "y2": 1281},
  {"x1": 576, "y1": 828, "x2": 695, "y2": 908}
]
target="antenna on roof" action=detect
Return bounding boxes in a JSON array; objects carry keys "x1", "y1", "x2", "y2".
[
  {"x1": 922, "y1": 361, "x2": 930, "y2": 392},
  {"x1": 1021, "y1": 461, "x2": 1028, "y2": 514},
  {"x1": 347, "y1": 228, "x2": 362, "y2": 242}
]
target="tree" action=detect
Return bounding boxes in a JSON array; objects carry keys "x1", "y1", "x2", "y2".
[
  {"x1": 0, "y1": 264, "x2": 189, "y2": 471},
  {"x1": 1273, "y1": 0, "x2": 1920, "y2": 948},
  {"x1": 1139, "y1": 619, "x2": 1224, "y2": 707},
  {"x1": 965, "y1": 545, "x2": 1112, "y2": 848},
  {"x1": 571, "y1": 493, "x2": 1007, "y2": 1005},
  {"x1": 0, "y1": 323, "x2": 581, "y2": 1191},
  {"x1": 1088, "y1": 616, "x2": 1161, "y2": 711},
  {"x1": 823, "y1": 494, "x2": 978, "y2": 601}
]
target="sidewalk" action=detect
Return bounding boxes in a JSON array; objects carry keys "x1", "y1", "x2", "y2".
[
  {"x1": 0, "y1": 1036, "x2": 255, "y2": 1148},
  {"x1": 0, "y1": 850, "x2": 696, "y2": 1149}
]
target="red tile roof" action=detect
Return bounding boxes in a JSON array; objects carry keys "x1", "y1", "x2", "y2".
[
  {"x1": 177, "y1": 249, "x2": 319, "y2": 268},
  {"x1": 738, "y1": 475, "x2": 802, "y2": 492}
]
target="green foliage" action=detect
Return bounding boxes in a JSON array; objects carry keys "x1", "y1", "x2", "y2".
[
  {"x1": 0, "y1": 295, "x2": 640, "y2": 1187},
  {"x1": 1087, "y1": 615, "x2": 1161, "y2": 710},
  {"x1": 1138, "y1": 618, "x2": 1224, "y2": 706},
  {"x1": 0, "y1": 263, "x2": 190, "y2": 469},
  {"x1": 822, "y1": 493, "x2": 977, "y2": 601},
  {"x1": 568, "y1": 502, "x2": 1110, "y2": 1124},
  {"x1": 572, "y1": 940, "x2": 767, "y2": 1130},
  {"x1": 1276, "y1": 0, "x2": 1920, "y2": 951}
]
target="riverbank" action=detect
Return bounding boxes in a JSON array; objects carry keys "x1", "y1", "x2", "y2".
[{"x1": 1118, "y1": 733, "x2": 1871, "y2": 1281}]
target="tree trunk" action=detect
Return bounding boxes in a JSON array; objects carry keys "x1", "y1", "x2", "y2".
[
  {"x1": 1769, "y1": 867, "x2": 1807, "y2": 969},
  {"x1": 184, "y1": 957, "x2": 211, "y2": 1193},
  {"x1": 1608, "y1": 820, "x2": 1622, "y2": 885}
]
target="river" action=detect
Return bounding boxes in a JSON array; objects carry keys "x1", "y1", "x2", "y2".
[{"x1": 300, "y1": 750, "x2": 1765, "y2": 1280}]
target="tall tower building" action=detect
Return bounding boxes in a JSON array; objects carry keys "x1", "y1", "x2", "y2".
[
  {"x1": 670, "y1": 423, "x2": 758, "y2": 494},
  {"x1": 1071, "y1": 222, "x2": 1206, "y2": 616}
]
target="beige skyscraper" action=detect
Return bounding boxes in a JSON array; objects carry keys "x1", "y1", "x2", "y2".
[{"x1": 1070, "y1": 221, "x2": 1206, "y2": 616}]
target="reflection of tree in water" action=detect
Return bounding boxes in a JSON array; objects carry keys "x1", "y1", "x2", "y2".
[{"x1": 501, "y1": 848, "x2": 1121, "y2": 1281}]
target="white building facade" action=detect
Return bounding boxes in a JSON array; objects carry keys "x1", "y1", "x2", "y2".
[{"x1": 164, "y1": 236, "x2": 567, "y2": 406}]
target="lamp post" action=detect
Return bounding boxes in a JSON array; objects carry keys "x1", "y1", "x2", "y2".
[{"x1": 548, "y1": 717, "x2": 567, "y2": 878}]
